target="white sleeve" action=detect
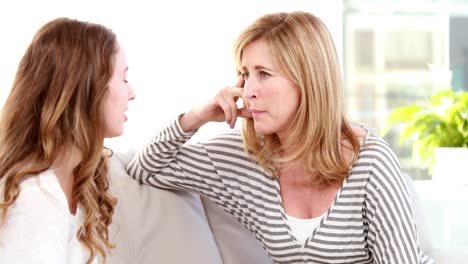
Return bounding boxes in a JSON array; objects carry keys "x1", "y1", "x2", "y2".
[{"x1": 0, "y1": 188, "x2": 68, "y2": 264}]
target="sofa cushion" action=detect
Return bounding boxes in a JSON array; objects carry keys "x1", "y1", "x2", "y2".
[
  {"x1": 403, "y1": 173, "x2": 434, "y2": 255},
  {"x1": 107, "y1": 150, "x2": 222, "y2": 264},
  {"x1": 201, "y1": 197, "x2": 273, "y2": 264}
]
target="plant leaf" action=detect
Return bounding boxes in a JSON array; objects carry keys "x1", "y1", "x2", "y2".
[{"x1": 382, "y1": 105, "x2": 423, "y2": 136}]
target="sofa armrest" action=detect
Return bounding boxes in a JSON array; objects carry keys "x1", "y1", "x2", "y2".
[
  {"x1": 431, "y1": 248, "x2": 468, "y2": 263},
  {"x1": 107, "y1": 151, "x2": 223, "y2": 264}
]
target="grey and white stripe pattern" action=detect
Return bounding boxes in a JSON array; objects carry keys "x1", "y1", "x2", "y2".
[{"x1": 126, "y1": 119, "x2": 434, "y2": 264}]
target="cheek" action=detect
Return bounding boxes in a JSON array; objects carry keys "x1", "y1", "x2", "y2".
[
  {"x1": 280, "y1": 90, "x2": 300, "y2": 117},
  {"x1": 288, "y1": 86, "x2": 301, "y2": 108},
  {"x1": 101, "y1": 94, "x2": 120, "y2": 124},
  {"x1": 102, "y1": 102, "x2": 114, "y2": 124},
  {"x1": 108, "y1": 85, "x2": 128, "y2": 106},
  {"x1": 116, "y1": 86, "x2": 130, "y2": 104}
]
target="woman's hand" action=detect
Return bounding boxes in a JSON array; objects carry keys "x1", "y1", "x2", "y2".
[{"x1": 180, "y1": 77, "x2": 252, "y2": 132}]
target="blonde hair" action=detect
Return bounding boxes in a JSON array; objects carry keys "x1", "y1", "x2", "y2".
[
  {"x1": 0, "y1": 18, "x2": 117, "y2": 263},
  {"x1": 234, "y1": 11, "x2": 360, "y2": 186}
]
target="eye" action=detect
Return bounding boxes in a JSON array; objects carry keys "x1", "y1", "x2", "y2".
[
  {"x1": 258, "y1": 71, "x2": 270, "y2": 78},
  {"x1": 240, "y1": 72, "x2": 249, "y2": 79},
  {"x1": 124, "y1": 80, "x2": 128, "y2": 83}
]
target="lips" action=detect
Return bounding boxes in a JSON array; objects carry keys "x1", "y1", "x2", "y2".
[{"x1": 251, "y1": 109, "x2": 266, "y2": 117}]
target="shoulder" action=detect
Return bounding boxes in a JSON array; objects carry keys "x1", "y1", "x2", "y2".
[
  {"x1": 17, "y1": 170, "x2": 67, "y2": 206},
  {"x1": 351, "y1": 122, "x2": 396, "y2": 163},
  {"x1": 349, "y1": 123, "x2": 399, "y2": 170},
  {"x1": 201, "y1": 129, "x2": 245, "y2": 151},
  {"x1": 349, "y1": 122, "x2": 368, "y2": 144},
  {"x1": 351, "y1": 125, "x2": 405, "y2": 184},
  {"x1": 355, "y1": 130, "x2": 410, "y2": 199},
  {"x1": 2, "y1": 170, "x2": 69, "y2": 231},
  {"x1": 0, "y1": 202, "x2": 68, "y2": 263},
  {"x1": 200, "y1": 130, "x2": 263, "y2": 169}
]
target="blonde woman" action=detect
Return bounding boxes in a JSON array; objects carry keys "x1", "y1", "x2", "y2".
[
  {"x1": 127, "y1": 11, "x2": 432, "y2": 263},
  {"x1": 0, "y1": 18, "x2": 135, "y2": 264}
]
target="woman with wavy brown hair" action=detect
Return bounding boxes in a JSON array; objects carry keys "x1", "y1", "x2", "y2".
[{"x1": 0, "y1": 17, "x2": 135, "y2": 264}]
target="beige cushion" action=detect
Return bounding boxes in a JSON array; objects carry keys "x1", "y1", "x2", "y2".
[
  {"x1": 403, "y1": 174, "x2": 434, "y2": 255},
  {"x1": 201, "y1": 196, "x2": 272, "y2": 264},
  {"x1": 107, "y1": 150, "x2": 222, "y2": 264}
]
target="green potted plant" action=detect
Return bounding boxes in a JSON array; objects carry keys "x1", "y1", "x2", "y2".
[{"x1": 383, "y1": 89, "x2": 468, "y2": 180}]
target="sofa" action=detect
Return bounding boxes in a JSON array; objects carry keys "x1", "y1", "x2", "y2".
[
  {"x1": 106, "y1": 149, "x2": 272, "y2": 264},
  {"x1": 105, "y1": 149, "x2": 462, "y2": 264}
]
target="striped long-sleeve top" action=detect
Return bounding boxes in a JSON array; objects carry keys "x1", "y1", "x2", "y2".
[{"x1": 126, "y1": 119, "x2": 434, "y2": 264}]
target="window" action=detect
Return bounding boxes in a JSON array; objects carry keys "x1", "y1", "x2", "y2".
[
  {"x1": 343, "y1": 1, "x2": 449, "y2": 179},
  {"x1": 343, "y1": 0, "x2": 468, "y2": 179}
]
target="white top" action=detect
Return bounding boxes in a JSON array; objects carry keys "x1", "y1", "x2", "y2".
[
  {"x1": 0, "y1": 170, "x2": 96, "y2": 264},
  {"x1": 286, "y1": 212, "x2": 326, "y2": 246}
]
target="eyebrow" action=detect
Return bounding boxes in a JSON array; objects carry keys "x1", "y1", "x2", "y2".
[{"x1": 241, "y1": 65, "x2": 274, "y2": 72}]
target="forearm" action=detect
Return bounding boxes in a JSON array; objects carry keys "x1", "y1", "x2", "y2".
[
  {"x1": 178, "y1": 110, "x2": 206, "y2": 132},
  {"x1": 125, "y1": 117, "x2": 228, "y2": 198},
  {"x1": 126, "y1": 118, "x2": 196, "y2": 185}
]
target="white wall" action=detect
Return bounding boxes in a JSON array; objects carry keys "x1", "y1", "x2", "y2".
[{"x1": 0, "y1": 0, "x2": 343, "y2": 152}]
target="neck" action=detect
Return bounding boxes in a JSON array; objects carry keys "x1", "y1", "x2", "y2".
[
  {"x1": 50, "y1": 145, "x2": 82, "y2": 215},
  {"x1": 279, "y1": 164, "x2": 314, "y2": 180},
  {"x1": 276, "y1": 131, "x2": 294, "y2": 161},
  {"x1": 276, "y1": 130, "x2": 290, "y2": 147}
]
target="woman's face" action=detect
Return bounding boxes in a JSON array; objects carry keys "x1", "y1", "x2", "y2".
[
  {"x1": 241, "y1": 40, "x2": 300, "y2": 138},
  {"x1": 102, "y1": 44, "x2": 135, "y2": 138}
]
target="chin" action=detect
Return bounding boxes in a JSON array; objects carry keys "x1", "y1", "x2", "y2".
[
  {"x1": 104, "y1": 128, "x2": 124, "y2": 138},
  {"x1": 253, "y1": 124, "x2": 276, "y2": 135}
]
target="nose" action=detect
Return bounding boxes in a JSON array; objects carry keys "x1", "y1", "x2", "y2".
[
  {"x1": 128, "y1": 85, "x2": 136, "y2": 101},
  {"x1": 243, "y1": 78, "x2": 257, "y2": 100}
]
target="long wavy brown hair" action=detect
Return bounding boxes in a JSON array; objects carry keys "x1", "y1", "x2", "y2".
[
  {"x1": 0, "y1": 17, "x2": 117, "y2": 263},
  {"x1": 234, "y1": 11, "x2": 360, "y2": 186}
]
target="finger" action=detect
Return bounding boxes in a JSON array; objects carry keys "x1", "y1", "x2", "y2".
[
  {"x1": 237, "y1": 107, "x2": 252, "y2": 118},
  {"x1": 228, "y1": 87, "x2": 246, "y2": 127},
  {"x1": 230, "y1": 87, "x2": 244, "y2": 103},
  {"x1": 222, "y1": 92, "x2": 238, "y2": 129},
  {"x1": 216, "y1": 93, "x2": 232, "y2": 124},
  {"x1": 235, "y1": 75, "x2": 245, "y2": 88},
  {"x1": 242, "y1": 98, "x2": 250, "y2": 112}
]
